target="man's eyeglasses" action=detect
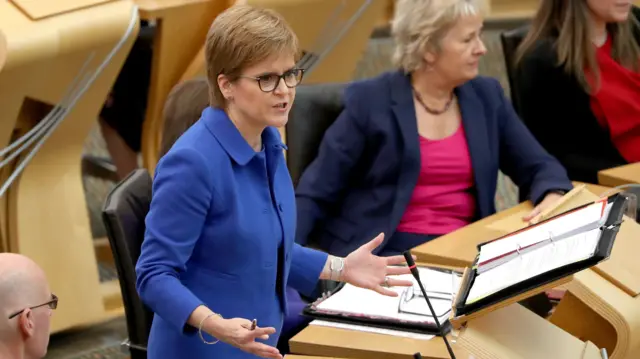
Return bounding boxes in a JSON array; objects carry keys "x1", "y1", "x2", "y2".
[
  {"x1": 239, "y1": 68, "x2": 304, "y2": 93},
  {"x1": 8, "y1": 294, "x2": 58, "y2": 319}
]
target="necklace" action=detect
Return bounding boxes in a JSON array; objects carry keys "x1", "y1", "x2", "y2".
[{"x1": 412, "y1": 88, "x2": 455, "y2": 115}]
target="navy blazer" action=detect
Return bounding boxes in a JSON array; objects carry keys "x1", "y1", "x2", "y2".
[
  {"x1": 136, "y1": 107, "x2": 327, "y2": 359},
  {"x1": 295, "y1": 71, "x2": 573, "y2": 257},
  {"x1": 516, "y1": 6, "x2": 640, "y2": 183}
]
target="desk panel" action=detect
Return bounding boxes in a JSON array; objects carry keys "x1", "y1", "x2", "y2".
[
  {"x1": 598, "y1": 163, "x2": 640, "y2": 188},
  {"x1": 290, "y1": 325, "x2": 470, "y2": 359}
]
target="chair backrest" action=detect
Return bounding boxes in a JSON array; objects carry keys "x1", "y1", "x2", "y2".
[
  {"x1": 102, "y1": 169, "x2": 154, "y2": 355},
  {"x1": 500, "y1": 25, "x2": 530, "y2": 115},
  {"x1": 286, "y1": 82, "x2": 346, "y2": 187}
]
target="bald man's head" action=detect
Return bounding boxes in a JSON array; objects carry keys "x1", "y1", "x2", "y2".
[{"x1": 0, "y1": 253, "x2": 53, "y2": 359}]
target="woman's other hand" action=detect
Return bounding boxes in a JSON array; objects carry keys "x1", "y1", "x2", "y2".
[
  {"x1": 342, "y1": 233, "x2": 415, "y2": 296},
  {"x1": 522, "y1": 192, "x2": 564, "y2": 223},
  {"x1": 209, "y1": 317, "x2": 282, "y2": 359}
]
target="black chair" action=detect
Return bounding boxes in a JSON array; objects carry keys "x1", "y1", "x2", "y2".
[
  {"x1": 501, "y1": 25, "x2": 537, "y2": 202},
  {"x1": 500, "y1": 25, "x2": 530, "y2": 116},
  {"x1": 286, "y1": 82, "x2": 346, "y2": 187},
  {"x1": 102, "y1": 169, "x2": 154, "y2": 359},
  {"x1": 285, "y1": 82, "x2": 347, "y2": 296}
]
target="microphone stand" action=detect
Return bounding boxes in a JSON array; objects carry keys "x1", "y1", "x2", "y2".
[{"x1": 404, "y1": 251, "x2": 457, "y2": 359}]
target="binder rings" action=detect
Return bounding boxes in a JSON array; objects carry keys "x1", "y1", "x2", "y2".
[
  {"x1": 452, "y1": 193, "x2": 627, "y2": 319},
  {"x1": 303, "y1": 266, "x2": 461, "y2": 335}
]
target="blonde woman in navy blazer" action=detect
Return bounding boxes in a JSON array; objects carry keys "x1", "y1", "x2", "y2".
[
  {"x1": 134, "y1": 5, "x2": 413, "y2": 359},
  {"x1": 295, "y1": 0, "x2": 574, "y2": 257}
]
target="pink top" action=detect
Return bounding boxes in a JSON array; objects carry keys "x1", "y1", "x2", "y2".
[{"x1": 396, "y1": 125, "x2": 476, "y2": 235}]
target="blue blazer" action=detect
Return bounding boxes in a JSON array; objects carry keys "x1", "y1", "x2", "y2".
[
  {"x1": 295, "y1": 71, "x2": 573, "y2": 257},
  {"x1": 136, "y1": 107, "x2": 328, "y2": 358}
]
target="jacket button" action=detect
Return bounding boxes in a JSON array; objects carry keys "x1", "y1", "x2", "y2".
[{"x1": 263, "y1": 208, "x2": 268, "y2": 214}]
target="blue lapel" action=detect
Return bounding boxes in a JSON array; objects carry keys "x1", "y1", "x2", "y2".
[
  {"x1": 387, "y1": 71, "x2": 421, "y2": 248},
  {"x1": 455, "y1": 84, "x2": 492, "y2": 218}
]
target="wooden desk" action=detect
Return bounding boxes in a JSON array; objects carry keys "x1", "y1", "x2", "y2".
[
  {"x1": 286, "y1": 356, "x2": 349, "y2": 359},
  {"x1": 135, "y1": 0, "x2": 231, "y2": 174},
  {"x1": 485, "y1": 0, "x2": 538, "y2": 21},
  {"x1": 290, "y1": 324, "x2": 471, "y2": 359},
  {"x1": 411, "y1": 181, "x2": 640, "y2": 358},
  {"x1": 598, "y1": 163, "x2": 640, "y2": 188},
  {"x1": 289, "y1": 299, "x2": 598, "y2": 359},
  {"x1": 290, "y1": 181, "x2": 640, "y2": 358}
]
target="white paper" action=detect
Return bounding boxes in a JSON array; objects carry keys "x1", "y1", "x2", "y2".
[
  {"x1": 316, "y1": 267, "x2": 458, "y2": 325},
  {"x1": 466, "y1": 227, "x2": 602, "y2": 304},
  {"x1": 309, "y1": 319, "x2": 435, "y2": 340},
  {"x1": 477, "y1": 201, "x2": 611, "y2": 267}
]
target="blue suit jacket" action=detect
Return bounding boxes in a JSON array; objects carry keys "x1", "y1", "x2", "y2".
[
  {"x1": 295, "y1": 71, "x2": 573, "y2": 257},
  {"x1": 136, "y1": 107, "x2": 327, "y2": 358}
]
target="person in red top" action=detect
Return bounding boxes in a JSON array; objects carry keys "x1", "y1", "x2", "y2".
[
  {"x1": 591, "y1": 32, "x2": 640, "y2": 162},
  {"x1": 516, "y1": 0, "x2": 640, "y2": 183}
]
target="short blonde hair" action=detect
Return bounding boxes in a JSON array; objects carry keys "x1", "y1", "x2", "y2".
[
  {"x1": 392, "y1": 0, "x2": 482, "y2": 72},
  {"x1": 204, "y1": 5, "x2": 299, "y2": 107}
]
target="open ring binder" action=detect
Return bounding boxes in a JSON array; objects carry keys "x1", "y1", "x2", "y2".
[{"x1": 450, "y1": 192, "x2": 628, "y2": 324}]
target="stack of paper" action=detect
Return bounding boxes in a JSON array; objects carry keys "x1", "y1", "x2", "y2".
[
  {"x1": 315, "y1": 267, "x2": 460, "y2": 326},
  {"x1": 477, "y1": 201, "x2": 610, "y2": 272},
  {"x1": 465, "y1": 201, "x2": 613, "y2": 305}
]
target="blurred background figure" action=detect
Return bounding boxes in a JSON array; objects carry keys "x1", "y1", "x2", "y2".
[
  {"x1": 516, "y1": 0, "x2": 640, "y2": 183},
  {"x1": 99, "y1": 21, "x2": 154, "y2": 180}
]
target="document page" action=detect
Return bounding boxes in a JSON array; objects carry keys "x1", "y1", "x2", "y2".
[
  {"x1": 477, "y1": 201, "x2": 609, "y2": 268},
  {"x1": 466, "y1": 227, "x2": 602, "y2": 305},
  {"x1": 316, "y1": 267, "x2": 458, "y2": 325}
]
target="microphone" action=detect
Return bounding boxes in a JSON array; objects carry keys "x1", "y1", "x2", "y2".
[{"x1": 404, "y1": 251, "x2": 457, "y2": 359}]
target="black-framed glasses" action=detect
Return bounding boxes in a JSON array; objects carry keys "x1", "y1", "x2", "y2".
[
  {"x1": 8, "y1": 293, "x2": 58, "y2": 319},
  {"x1": 239, "y1": 68, "x2": 304, "y2": 92}
]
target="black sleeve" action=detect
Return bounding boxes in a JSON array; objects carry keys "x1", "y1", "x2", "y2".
[{"x1": 516, "y1": 41, "x2": 625, "y2": 183}]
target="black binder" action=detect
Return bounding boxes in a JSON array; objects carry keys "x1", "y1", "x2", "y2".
[
  {"x1": 453, "y1": 193, "x2": 628, "y2": 318},
  {"x1": 303, "y1": 267, "x2": 459, "y2": 336}
]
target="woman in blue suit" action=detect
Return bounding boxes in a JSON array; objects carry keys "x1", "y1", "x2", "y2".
[
  {"x1": 295, "y1": 0, "x2": 575, "y2": 257},
  {"x1": 135, "y1": 5, "x2": 413, "y2": 359}
]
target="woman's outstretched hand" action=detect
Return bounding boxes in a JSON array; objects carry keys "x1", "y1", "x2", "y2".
[
  {"x1": 342, "y1": 233, "x2": 415, "y2": 296},
  {"x1": 210, "y1": 318, "x2": 282, "y2": 359}
]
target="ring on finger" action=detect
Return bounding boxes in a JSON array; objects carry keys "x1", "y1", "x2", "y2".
[{"x1": 383, "y1": 276, "x2": 390, "y2": 287}]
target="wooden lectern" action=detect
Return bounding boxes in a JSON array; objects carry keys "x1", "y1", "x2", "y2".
[
  {"x1": 454, "y1": 303, "x2": 605, "y2": 359},
  {"x1": 0, "y1": 0, "x2": 139, "y2": 333},
  {"x1": 289, "y1": 273, "x2": 604, "y2": 359},
  {"x1": 413, "y1": 182, "x2": 640, "y2": 358}
]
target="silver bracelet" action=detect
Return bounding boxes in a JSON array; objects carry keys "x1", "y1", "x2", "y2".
[
  {"x1": 329, "y1": 256, "x2": 345, "y2": 282},
  {"x1": 198, "y1": 312, "x2": 222, "y2": 345}
]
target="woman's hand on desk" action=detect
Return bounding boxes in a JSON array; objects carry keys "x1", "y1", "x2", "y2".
[
  {"x1": 342, "y1": 233, "x2": 414, "y2": 297},
  {"x1": 209, "y1": 318, "x2": 282, "y2": 359},
  {"x1": 522, "y1": 192, "x2": 564, "y2": 223}
]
